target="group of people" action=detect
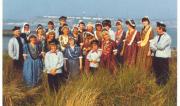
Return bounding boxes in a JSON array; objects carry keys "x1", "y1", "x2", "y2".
[{"x1": 8, "y1": 16, "x2": 172, "y2": 92}]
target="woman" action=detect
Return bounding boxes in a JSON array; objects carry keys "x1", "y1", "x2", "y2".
[
  {"x1": 21, "y1": 23, "x2": 31, "y2": 43},
  {"x1": 71, "y1": 24, "x2": 82, "y2": 46},
  {"x1": 59, "y1": 25, "x2": 70, "y2": 52},
  {"x1": 94, "y1": 20, "x2": 103, "y2": 46},
  {"x1": 23, "y1": 34, "x2": 43, "y2": 87},
  {"x1": 44, "y1": 31, "x2": 59, "y2": 53},
  {"x1": 136, "y1": 16, "x2": 154, "y2": 71},
  {"x1": 36, "y1": 26, "x2": 46, "y2": 57},
  {"x1": 64, "y1": 37, "x2": 82, "y2": 79},
  {"x1": 100, "y1": 29, "x2": 117, "y2": 75},
  {"x1": 121, "y1": 19, "x2": 140, "y2": 66},
  {"x1": 115, "y1": 19, "x2": 126, "y2": 65}
]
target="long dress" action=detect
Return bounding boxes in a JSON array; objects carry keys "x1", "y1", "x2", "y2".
[
  {"x1": 115, "y1": 30, "x2": 126, "y2": 64},
  {"x1": 136, "y1": 26, "x2": 154, "y2": 71},
  {"x1": 23, "y1": 44, "x2": 43, "y2": 87},
  {"x1": 64, "y1": 45, "x2": 81, "y2": 79},
  {"x1": 123, "y1": 30, "x2": 140, "y2": 66},
  {"x1": 100, "y1": 39, "x2": 117, "y2": 74}
]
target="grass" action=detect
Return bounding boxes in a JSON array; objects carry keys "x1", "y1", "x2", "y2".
[{"x1": 3, "y1": 52, "x2": 177, "y2": 106}]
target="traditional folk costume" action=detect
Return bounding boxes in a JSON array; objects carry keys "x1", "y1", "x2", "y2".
[
  {"x1": 150, "y1": 22, "x2": 171, "y2": 85},
  {"x1": 122, "y1": 20, "x2": 140, "y2": 66},
  {"x1": 94, "y1": 20, "x2": 103, "y2": 47},
  {"x1": 102, "y1": 20, "x2": 116, "y2": 41},
  {"x1": 115, "y1": 19, "x2": 126, "y2": 64},
  {"x1": 136, "y1": 17, "x2": 154, "y2": 71},
  {"x1": 21, "y1": 23, "x2": 31, "y2": 43},
  {"x1": 44, "y1": 42, "x2": 64, "y2": 92},
  {"x1": 8, "y1": 26, "x2": 25, "y2": 72},
  {"x1": 23, "y1": 36, "x2": 43, "y2": 87},
  {"x1": 71, "y1": 25, "x2": 82, "y2": 46},
  {"x1": 64, "y1": 44, "x2": 82, "y2": 79},
  {"x1": 100, "y1": 38, "x2": 117, "y2": 74},
  {"x1": 59, "y1": 35, "x2": 69, "y2": 52}
]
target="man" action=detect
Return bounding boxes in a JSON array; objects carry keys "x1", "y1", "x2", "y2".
[
  {"x1": 102, "y1": 20, "x2": 115, "y2": 41},
  {"x1": 8, "y1": 26, "x2": 25, "y2": 71},
  {"x1": 150, "y1": 22, "x2": 171, "y2": 85},
  {"x1": 56, "y1": 16, "x2": 67, "y2": 38}
]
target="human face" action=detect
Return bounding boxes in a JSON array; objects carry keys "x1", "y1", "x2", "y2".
[
  {"x1": 87, "y1": 26, "x2": 93, "y2": 32},
  {"x1": 116, "y1": 24, "x2": 122, "y2": 30},
  {"x1": 63, "y1": 28, "x2": 69, "y2": 35},
  {"x1": 50, "y1": 45, "x2": 57, "y2": 52},
  {"x1": 73, "y1": 27, "x2": 79, "y2": 34},
  {"x1": 142, "y1": 21, "x2": 149, "y2": 27},
  {"x1": 156, "y1": 27, "x2": 164, "y2": 35},
  {"x1": 48, "y1": 24, "x2": 54, "y2": 29},
  {"x1": 69, "y1": 39, "x2": 75, "y2": 46},
  {"x1": 96, "y1": 25, "x2": 102, "y2": 31},
  {"x1": 60, "y1": 20, "x2": 66, "y2": 26},
  {"x1": 37, "y1": 29, "x2": 44, "y2": 35},
  {"x1": 92, "y1": 44, "x2": 98, "y2": 51},
  {"x1": 103, "y1": 32, "x2": 110, "y2": 41},
  {"x1": 48, "y1": 34, "x2": 55, "y2": 40},
  {"x1": 79, "y1": 24, "x2": 85, "y2": 30},
  {"x1": 104, "y1": 26, "x2": 110, "y2": 31},
  {"x1": 24, "y1": 25, "x2": 29, "y2": 31},
  {"x1": 13, "y1": 30, "x2": 21, "y2": 37},
  {"x1": 30, "y1": 37, "x2": 37, "y2": 44}
]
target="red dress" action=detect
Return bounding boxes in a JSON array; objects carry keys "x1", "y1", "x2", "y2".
[
  {"x1": 100, "y1": 39, "x2": 117, "y2": 73},
  {"x1": 123, "y1": 30, "x2": 140, "y2": 66}
]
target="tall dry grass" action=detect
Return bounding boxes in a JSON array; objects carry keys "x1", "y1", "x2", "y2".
[{"x1": 3, "y1": 53, "x2": 177, "y2": 106}]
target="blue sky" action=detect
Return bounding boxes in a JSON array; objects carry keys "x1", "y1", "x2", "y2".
[{"x1": 3, "y1": 0, "x2": 177, "y2": 19}]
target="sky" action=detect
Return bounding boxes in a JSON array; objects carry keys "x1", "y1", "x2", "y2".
[{"x1": 3, "y1": 0, "x2": 177, "y2": 20}]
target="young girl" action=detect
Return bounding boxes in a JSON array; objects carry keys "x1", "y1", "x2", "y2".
[
  {"x1": 59, "y1": 25, "x2": 70, "y2": 52},
  {"x1": 121, "y1": 19, "x2": 140, "y2": 66},
  {"x1": 86, "y1": 40, "x2": 102, "y2": 76},
  {"x1": 64, "y1": 37, "x2": 82, "y2": 79},
  {"x1": 100, "y1": 29, "x2": 117, "y2": 75},
  {"x1": 23, "y1": 34, "x2": 43, "y2": 87},
  {"x1": 44, "y1": 41, "x2": 64, "y2": 92}
]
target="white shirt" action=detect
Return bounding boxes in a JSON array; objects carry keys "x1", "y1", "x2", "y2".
[
  {"x1": 44, "y1": 51, "x2": 64, "y2": 73},
  {"x1": 109, "y1": 29, "x2": 115, "y2": 41},
  {"x1": 86, "y1": 50, "x2": 102, "y2": 68},
  {"x1": 150, "y1": 32, "x2": 171, "y2": 58}
]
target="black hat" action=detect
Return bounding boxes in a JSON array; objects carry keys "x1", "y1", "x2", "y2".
[
  {"x1": 126, "y1": 19, "x2": 136, "y2": 27},
  {"x1": 91, "y1": 40, "x2": 99, "y2": 46},
  {"x1": 59, "y1": 16, "x2": 67, "y2": 21},
  {"x1": 12, "y1": 26, "x2": 20, "y2": 31},
  {"x1": 102, "y1": 20, "x2": 111, "y2": 28},
  {"x1": 142, "y1": 16, "x2": 150, "y2": 23},
  {"x1": 157, "y1": 21, "x2": 166, "y2": 28}
]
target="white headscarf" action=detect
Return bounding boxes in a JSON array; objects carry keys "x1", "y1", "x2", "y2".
[{"x1": 21, "y1": 23, "x2": 31, "y2": 34}]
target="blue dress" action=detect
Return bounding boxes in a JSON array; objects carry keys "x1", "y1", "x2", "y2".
[
  {"x1": 64, "y1": 45, "x2": 81, "y2": 79},
  {"x1": 23, "y1": 44, "x2": 43, "y2": 87}
]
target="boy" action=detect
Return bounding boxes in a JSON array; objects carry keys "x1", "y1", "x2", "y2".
[
  {"x1": 86, "y1": 40, "x2": 102, "y2": 76},
  {"x1": 44, "y1": 41, "x2": 64, "y2": 92}
]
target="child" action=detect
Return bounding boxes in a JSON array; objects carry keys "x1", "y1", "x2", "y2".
[
  {"x1": 44, "y1": 41, "x2": 64, "y2": 92},
  {"x1": 23, "y1": 34, "x2": 43, "y2": 87},
  {"x1": 64, "y1": 37, "x2": 82, "y2": 79},
  {"x1": 86, "y1": 40, "x2": 102, "y2": 76}
]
